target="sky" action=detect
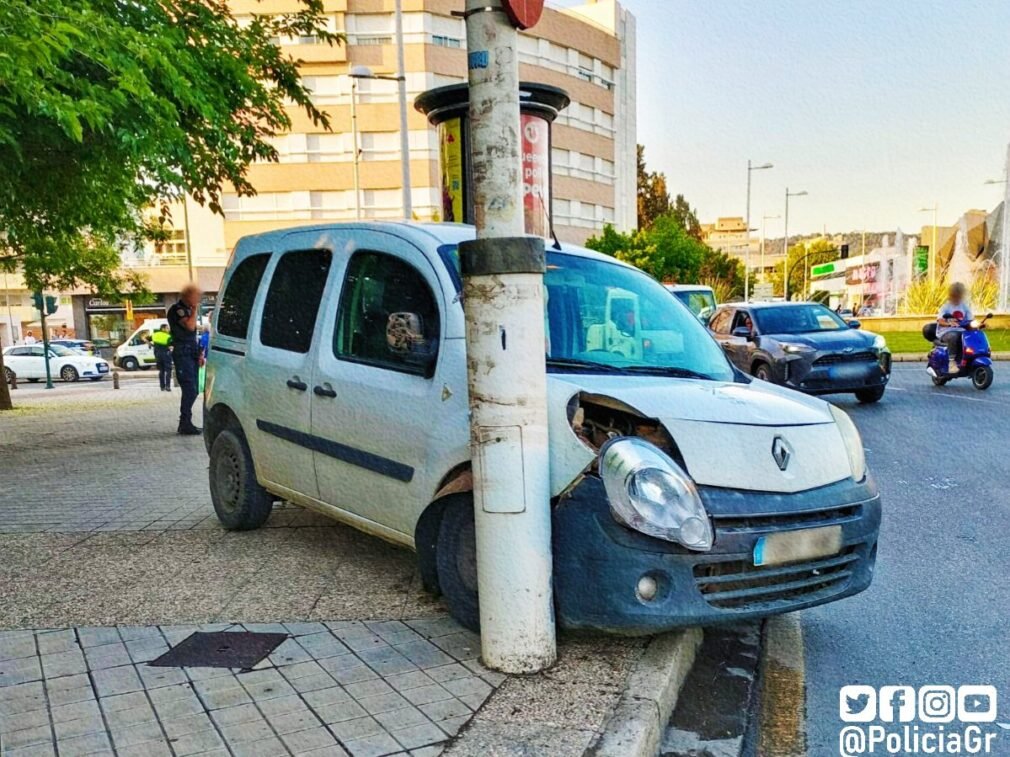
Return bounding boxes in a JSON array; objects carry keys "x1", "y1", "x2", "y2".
[{"x1": 555, "y1": 0, "x2": 1010, "y2": 236}]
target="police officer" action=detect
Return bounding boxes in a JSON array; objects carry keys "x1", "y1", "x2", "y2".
[
  {"x1": 150, "y1": 324, "x2": 173, "y2": 392},
  {"x1": 167, "y1": 284, "x2": 204, "y2": 435}
]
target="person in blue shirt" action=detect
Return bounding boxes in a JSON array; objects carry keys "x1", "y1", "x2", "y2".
[{"x1": 167, "y1": 285, "x2": 203, "y2": 435}]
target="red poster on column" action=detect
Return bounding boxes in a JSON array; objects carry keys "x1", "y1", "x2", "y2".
[{"x1": 522, "y1": 114, "x2": 549, "y2": 237}]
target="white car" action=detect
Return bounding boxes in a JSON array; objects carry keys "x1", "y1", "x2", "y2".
[
  {"x1": 3, "y1": 344, "x2": 111, "y2": 383},
  {"x1": 204, "y1": 222, "x2": 881, "y2": 635}
]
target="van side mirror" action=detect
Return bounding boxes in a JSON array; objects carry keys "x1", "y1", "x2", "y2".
[
  {"x1": 731, "y1": 326, "x2": 753, "y2": 339},
  {"x1": 386, "y1": 312, "x2": 437, "y2": 374},
  {"x1": 848, "y1": 320, "x2": 862, "y2": 329}
]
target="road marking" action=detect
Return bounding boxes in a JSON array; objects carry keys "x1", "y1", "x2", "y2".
[{"x1": 758, "y1": 612, "x2": 807, "y2": 756}]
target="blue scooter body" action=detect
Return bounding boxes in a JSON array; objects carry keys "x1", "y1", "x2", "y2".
[{"x1": 926, "y1": 320, "x2": 994, "y2": 386}]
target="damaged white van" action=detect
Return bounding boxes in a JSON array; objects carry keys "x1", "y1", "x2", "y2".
[{"x1": 204, "y1": 223, "x2": 880, "y2": 634}]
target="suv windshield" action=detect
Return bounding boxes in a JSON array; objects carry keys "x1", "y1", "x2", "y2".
[
  {"x1": 443, "y1": 248, "x2": 734, "y2": 381},
  {"x1": 754, "y1": 304, "x2": 848, "y2": 334}
]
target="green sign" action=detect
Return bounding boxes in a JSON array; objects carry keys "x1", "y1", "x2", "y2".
[
  {"x1": 914, "y1": 245, "x2": 929, "y2": 276},
  {"x1": 811, "y1": 261, "x2": 838, "y2": 277}
]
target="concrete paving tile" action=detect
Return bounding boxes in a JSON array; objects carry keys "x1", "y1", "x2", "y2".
[
  {"x1": 390, "y1": 721, "x2": 446, "y2": 751},
  {"x1": 50, "y1": 699, "x2": 101, "y2": 724},
  {"x1": 301, "y1": 686, "x2": 352, "y2": 709},
  {"x1": 47, "y1": 684, "x2": 94, "y2": 707},
  {"x1": 295, "y1": 746, "x2": 351, "y2": 757},
  {"x1": 160, "y1": 712, "x2": 215, "y2": 739},
  {"x1": 344, "y1": 680, "x2": 393, "y2": 700},
  {"x1": 283, "y1": 622, "x2": 328, "y2": 637},
  {"x1": 331, "y1": 665, "x2": 380, "y2": 686},
  {"x1": 289, "y1": 673, "x2": 339, "y2": 694},
  {"x1": 0, "y1": 706, "x2": 51, "y2": 733},
  {"x1": 229, "y1": 735, "x2": 290, "y2": 757},
  {"x1": 384, "y1": 671, "x2": 436, "y2": 693},
  {"x1": 209, "y1": 702, "x2": 262, "y2": 727},
  {"x1": 2, "y1": 742, "x2": 57, "y2": 757},
  {"x1": 440, "y1": 677, "x2": 491, "y2": 700},
  {"x1": 84, "y1": 643, "x2": 132, "y2": 670},
  {"x1": 40, "y1": 649, "x2": 87, "y2": 678},
  {"x1": 98, "y1": 691, "x2": 149, "y2": 713},
  {"x1": 103, "y1": 702, "x2": 156, "y2": 730},
  {"x1": 35, "y1": 630, "x2": 77, "y2": 655},
  {"x1": 55, "y1": 731, "x2": 112, "y2": 757},
  {"x1": 151, "y1": 691, "x2": 205, "y2": 719},
  {"x1": 91, "y1": 665, "x2": 142, "y2": 697},
  {"x1": 355, "y1": 692, "x2": 410, "y2": 716},
  {"x1": 427, "y1": 633, "x2": 479, "y2": 663},
  {"x1": 199, "y1": 685, "x2": 254, "y2": 710},
  {"x1": 399, "y1": 685, "x2": 453, "y2": 707},
  {"x1": 0, "y1": 724, "x2": 53, "y2": 750},
  {"x1": 436, "y1": 716, "x2": 469, "y2": 737},
  {"x1": 373, "y1": 706, "x2": 429, "y2": 732},
  {"x1": 136, "y1": 663, "x2": 189, "y2": 689},
  {"x1": 264, "y1": 710, "x2": 323, "y2": 738},
  {"x1": 116, "y1": 743, "x2": 174, "y2": 757},
  {"x1": 218, "y1": 718, "x2": 277, "y2": 744},
  {"x1": 313, "y1": 698, "x2": 369, "y2": 725},
  {"x1": 409, "y1": 746, "x2": 444, "y2": 757},
  {"x1": 326, "y1": 715, "x2": 384, "y2": 742},
  {"x1": 167, "y1": 726, "x2": 226, "y2": 756},
  {"x1": 343, "y1": 732, "x2": 402, "y2": 757},
  {"x1": 108, "y1": 719, "x2": 165, "y2": 748},
  {"x1": 281, "y1": 726, "x2": 338, "y2": 753},
  {"x1": 255, "y1": 694, "x2": 311, "y2": 719},
  {"x1": 421, "y1": 665, "x2": 470, "y2": 685},
  {"x1": 417, "y1": 699, "x2": 471, "y2": 724}
]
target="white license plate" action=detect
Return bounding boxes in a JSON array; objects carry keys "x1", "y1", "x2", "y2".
[{"x1": 753, "y1": 525, "x2": 843, "y2": 567}]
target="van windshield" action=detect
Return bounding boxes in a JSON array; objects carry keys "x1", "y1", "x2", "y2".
[
  {"x1": 670, "y1": 289, "x2": 717, "y2": 322},
  {"x1": 441, "y1": 248, "x2": 734, "y2": 381}
]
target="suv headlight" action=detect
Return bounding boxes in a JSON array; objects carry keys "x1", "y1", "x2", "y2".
[
  {"x1": 872, "y1": 334, "x2": 887, "y2": 350},
  {"x1": 781, "y1": 342, "x2": 813, "y2": 354},
  {"x1": 599, "y1": 437, "x2": 713, "y2": 551},
  {"x1": 829, "y1": 405, "x2": 866, "y2": 482}
]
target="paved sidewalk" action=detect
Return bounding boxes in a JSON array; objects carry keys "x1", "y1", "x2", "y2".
[{"x1": 0, "y1": 619, "x2": 497, "y2": 757}]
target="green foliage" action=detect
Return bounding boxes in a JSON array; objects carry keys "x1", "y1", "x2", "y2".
[
  {"x1": 772, "y1": 239, "x2": 838, "y2": 299},
  {"x1": 671, "y1": 194, "x2": 702, "y2": 241},
  {"x1": 898, "y1": 274, "x2": 998, "y2": 315},
  {"x1": 636, "y1": 144, "x2": 671, "y2": 230},
  {"x1": 0, "y1": 0, "x2": 340, "y2": 409}
]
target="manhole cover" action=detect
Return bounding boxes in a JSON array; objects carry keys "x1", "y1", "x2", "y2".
[{"x1": 149, "y1": 632, "x2": 287, "y2": 670}]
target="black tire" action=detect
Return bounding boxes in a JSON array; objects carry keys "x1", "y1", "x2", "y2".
[
  {"x1": 3, "y1": 367, "x2": 13, "y2": 384},
  {"x1": 140, "y1": 365, "x2": 153, "y2": 371},
  {"x1": 89, "y1": 376, "x2": 104, "y2": 382},
  {"x1": 121, "y1": 356, "x2": 139, "y2": 371},
  {"x1": 931, "y1": 375, "x2": 947, "y2": 387},
  {"x1": 972, "y1": 365, "x2": 994, "y2": 391},
  {"x1": 855, "y1": 386, "x2": 885, "y2": 403},
  {"x1": 27, "y1": 378, "x2": 40, "y2": 383},
  {"x1": 209, "y1": 429, "x2": 273, "y2": 530},
  {"x1": 753, "y1": 362, "x2": 774, "y2": 383},
  {"x1": 60, "y1": 365, "x2": 79, "y2": 382},
  {"x1": 436, "y1": 494, "x2": 480, "y2": 632}
]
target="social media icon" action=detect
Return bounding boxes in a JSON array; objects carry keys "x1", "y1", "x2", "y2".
[
  {"x1": 840, "y1": 685, "x2": 876, "y2": 722},
  {"x1": 958, "y1": 685, "x2": 998, "y2": 722},
  {"x1": 879, "y1": 686, "x2": 916, "y2": 722},
  {"x1": 918, "y1": 686, "x2": 956, "y2": 723}
]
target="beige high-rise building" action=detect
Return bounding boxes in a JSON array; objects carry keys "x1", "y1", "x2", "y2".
[{"x1": 154, "y1": 0, "x2": 637, "y2": 270}]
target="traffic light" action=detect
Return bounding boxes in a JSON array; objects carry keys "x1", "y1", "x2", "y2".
[
  {"x1": 840, "y1": 243, "x2": 850, "y2": 259},
  {"x1": 45, "y1": 296, "x2": 58, "y2": 315},
  {"x1": 32, "y1": 291, "x2": 44, "y2": 311}
]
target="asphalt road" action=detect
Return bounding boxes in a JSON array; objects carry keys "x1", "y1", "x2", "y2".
[{"x1": 803, "y1": 362, "x2": 1010, "y2": 753}]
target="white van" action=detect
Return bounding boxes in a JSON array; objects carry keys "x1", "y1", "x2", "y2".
[
  {"x1": 115, "y1": 314, "x2": 209, "y2": 370},
  {"x1": 114, "y1": 318, "x2": 167, "y2": 370},
  {"x1": 204, "y1": 222, "x2": 881, "y2": 634}
]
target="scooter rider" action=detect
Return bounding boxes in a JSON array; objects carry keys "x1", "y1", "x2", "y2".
[{"x1": 937, "y1": 282, "x2": 972, "y2": 371}]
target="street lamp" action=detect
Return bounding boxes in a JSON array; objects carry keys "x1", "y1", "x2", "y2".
[
  {"x1": 783, "y1": 188, "x2": 808, "y2": 301},
  {"x1": 760, "y1": 214, "x2": 781, "y2": 283},
  {"x1": 745, "y1": 160, "x2": 773, "y2": 301},
  {"x1": 917, "y1": 204, "x2": 938, "y2": 283},
  {"x1": 348, "y1": 58, "x2": 412, "y2": 221}
]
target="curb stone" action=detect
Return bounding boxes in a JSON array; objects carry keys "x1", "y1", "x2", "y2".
[{"x1": 587, "y1": 628, "x2": 703, "y2": 757}]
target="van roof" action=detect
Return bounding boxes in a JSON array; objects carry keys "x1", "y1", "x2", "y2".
[{"x1": 229, "y1": 221, "x2": 634, "y2": 271}]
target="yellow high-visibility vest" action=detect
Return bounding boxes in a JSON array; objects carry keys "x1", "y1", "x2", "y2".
[{"x1": 151, "y1": 331, "x2": 172, "y2": 347}]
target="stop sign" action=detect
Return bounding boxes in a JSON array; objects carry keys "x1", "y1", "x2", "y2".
[{"x1": 502, "y1": 0, "x2": 545, "y2": 30}]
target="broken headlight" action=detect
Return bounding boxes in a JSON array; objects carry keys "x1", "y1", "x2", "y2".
[{"x1": 599, "y1": 437, "x2": 713, "y2": 551}]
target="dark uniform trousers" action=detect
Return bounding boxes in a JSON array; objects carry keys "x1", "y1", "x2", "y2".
[
  {"x1": 173, "y1": 342, "x2": 200, "y2": 426},
  {"x1": 154, "y1": 346, "x2": 173, "y2": 390}
]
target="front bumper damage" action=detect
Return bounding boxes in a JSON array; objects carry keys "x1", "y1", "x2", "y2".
[{"x1": 553, "y1": 475, "x2": 880, "y2": 635}]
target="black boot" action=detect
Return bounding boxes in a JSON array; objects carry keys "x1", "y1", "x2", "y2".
[{"x1": 178, "y1": 422, "x2": 202, "y2": 435}]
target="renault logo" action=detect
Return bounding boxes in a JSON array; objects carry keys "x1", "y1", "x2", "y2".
[{"x1": 772, "y1": 436, "x2": 793, "y2": 471}]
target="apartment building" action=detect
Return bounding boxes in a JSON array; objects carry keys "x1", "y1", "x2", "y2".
[{"x1": 148, "y1": 0, "x2": 636, "y2": 268}]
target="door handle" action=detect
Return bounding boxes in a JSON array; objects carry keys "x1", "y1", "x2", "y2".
[
  {"x1": 286, "y1": 378, "x2": 308, "y2": 391},
  {"x1": 313, "y1": 384, "x2": 337, "y2": 398}
]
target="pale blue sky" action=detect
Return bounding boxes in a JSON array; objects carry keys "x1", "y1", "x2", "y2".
[{"x1": 558, "y1": 0, "x2": 1010, "y2": 235}]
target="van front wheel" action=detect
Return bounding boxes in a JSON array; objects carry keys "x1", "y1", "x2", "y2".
[
  {"x1": 209, "y1": 429, "x2": 273, "y2": 530},
  {"x1": 436, "y1": 495, "x2": 480, "y2": 632}
]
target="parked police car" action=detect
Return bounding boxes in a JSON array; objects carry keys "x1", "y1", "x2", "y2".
[{"x1": 204, "y1": 222, "x2": 880, "y2": 634}]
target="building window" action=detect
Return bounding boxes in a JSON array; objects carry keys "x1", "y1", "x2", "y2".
[
  {"x1": 353, "y1": 35, "x2": 392, "y2": 46},
  {"x1": 155, "y1": 229, "x2": 188, "y2": 261},
  {"x1": 432, "y1": 35, "x2": 462, "y2": 48}
]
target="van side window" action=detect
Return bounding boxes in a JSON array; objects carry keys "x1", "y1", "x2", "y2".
[
  {"x1": 710, "y1": 310, "x2": 731, "y2": 334},
  {"x1": 218, "y1": 253, "x2": 270, "y2": 338},
  {"x1": 260, "y1": 249, "x2": 333, "y2": 353},
  {"x1": 334, "y1": 252, "x2": 440, "y2": 377}
]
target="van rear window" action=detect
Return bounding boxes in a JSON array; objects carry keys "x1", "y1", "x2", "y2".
[{"x1": 218, "y1": 254, "x2": 270, "y2": 339}]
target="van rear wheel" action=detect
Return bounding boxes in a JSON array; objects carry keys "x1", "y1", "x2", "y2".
[
  {"x1": 121, "y1": 356, "x2": 139, "y2": 371},
  {"x1": 209, "y1": 429, "x2": 273, "y2": 530},
  {"x1": 436, "y1": 495, "x2": 480, "y2": 632}
]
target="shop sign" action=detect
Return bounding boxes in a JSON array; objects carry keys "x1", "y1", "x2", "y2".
[{"x1": 846, "y1": 262, "x2": 880, "y2": 286}]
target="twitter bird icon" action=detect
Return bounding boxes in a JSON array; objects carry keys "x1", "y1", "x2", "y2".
[{"x1": 840, "y1": 686, "x2": 877, "y2": 722}]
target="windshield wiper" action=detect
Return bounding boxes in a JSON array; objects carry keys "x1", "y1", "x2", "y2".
[
  {"x1": 546, "y1": 357, "x2": 627, "y2": 373},
  {"x1": 620, "y1": 365, "x2": 716, "y2": 380}
]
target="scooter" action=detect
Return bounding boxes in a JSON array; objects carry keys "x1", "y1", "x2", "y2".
[{"x1": 923, "y1": 314, "x2": 994, "y2": 390}]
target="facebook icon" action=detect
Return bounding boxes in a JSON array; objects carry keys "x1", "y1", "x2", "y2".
[{"x1": 879, "y1": 686, "x2": 917, "y2": 722}]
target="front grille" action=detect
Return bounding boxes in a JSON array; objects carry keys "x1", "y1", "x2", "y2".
[
  {"x1": 713, "y1": 504, "x2": 862, "y2": 534},
  {"x1": 814, "y1": 351, "x2": 877, "y2": 366},
  {"x1": 694, "y1": 547, "x2": 859, "y2": 610}
]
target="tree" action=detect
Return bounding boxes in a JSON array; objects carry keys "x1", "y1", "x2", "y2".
[
  {"x1": 671, "y1": 194, "x2": 703, "y2": 241},
  {"x1": 772, "y1": 239, "x2": 838, "y2": 300},
  {"x1": 0, "y1": 0, "x2": 339, "y2": 410},
  {"x1": 586, "y1": 212, "x2": 706, "y2": 284},
  {"x1": 636, "y1": 145, "x2": 670, "y2": 229},
  {"x1": 699, "y1": 247, "x2": 745, "y2": 299}
]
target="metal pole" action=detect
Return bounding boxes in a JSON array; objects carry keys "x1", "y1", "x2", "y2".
[
  {"x1": 745, "y1": 161, "x2": 752, "y2": 302},
  {"x1": 351, "y1": 79, "x2": 362, "y2": 220},
  {"x1": 783, "y1": 188, "x2": 790, "y2": 301},
  {"x1": 39, "y1": 298, "x2": 53, "y2": 389},
  {"x1": 182, "y1": 195, "x2": 194, "y2": 283},
  {"x1": 394, "y1": 0, "x2": 412, "y2": 219},
  {"x1": 930, "y1": 204, "x2": 937, "y2": 284},
  {"x1": 461, "y1": 0, "x2": 556, "y2": 674}
]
